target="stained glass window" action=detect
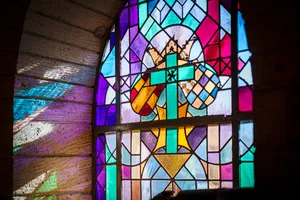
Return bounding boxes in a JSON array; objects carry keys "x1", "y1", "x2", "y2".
[{"x1": 95, "y1": 0, "x2": 254, "y2": 199}]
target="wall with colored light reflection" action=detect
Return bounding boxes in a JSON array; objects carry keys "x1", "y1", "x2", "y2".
[{"x1": 96, "y1": 0, "x2": 254, "y2": 199}]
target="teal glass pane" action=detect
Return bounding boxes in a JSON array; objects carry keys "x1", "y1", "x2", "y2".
[
  {"x1": 178, "y1": 65, "x2": 194, "y2": 81},
  {"x1": 139, "y1": 3, "x2": 147, "y2": 28},
  {"x1": 239, "y1": 162, "x2": 255, "y2": 188},
  {"x1": 146, "y1": 22, "x2": 162, "y2": 41},
  {"x1": 165, "y1": 0, "x2": 176, "y2": 7},
  {"x1": 101, "y1": 47, "x2": 115, "y2": 77},
  {"x1": 141, "y1": 17, "x2": 154, "y2": 35},
  {"x1": 166, "y1": 128, "x2": 178, "y2": 153},
  {"x1": 166, "y1": 54, "x2": 177, "y2": 68},
  {"x1": 182, "y1": 14, "x2": 200, "y2": 31},
  {"x1": 106, "y1": 165, "x2": 117, "y2": 200},
  {"x1": 150, "y1": 70, "x2": 166, "y2": 85},
  {"x1": 162, "y1": 10, "x2": 181, "y2": 28},
  {"x1": 166, "y1": 83, "x2": 178, "y2": 119},
  {"x1": 241, "y1": 150, "x2": 254, "y2": 161}
]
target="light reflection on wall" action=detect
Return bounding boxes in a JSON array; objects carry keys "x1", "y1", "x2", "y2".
[{"x1": 13, "y1": 56, "x2": 93, "y2": 197}]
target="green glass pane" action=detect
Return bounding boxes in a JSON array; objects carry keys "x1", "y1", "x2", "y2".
[
  {"x1": 166, "y1": 128, "x2": 178, "y2": 153},
  {"x1": 162, "y1": 10, "x2": 181, "y2": 28},
  {"x1": 239, "y1": 162, "x2": 255, "y2": 188},
  {"x1": 182, "y1": 14, "x2": 200, "y2": 31},
  {"x1": 146, "y1": 22, "x2": 162, "y2": 41},
  {"x1": 165, "y1": 0, "x2": 175, "y2": 7},
  {"x1": 241, "y1": 150, "x2": 254, "y2": 161},
  {"x1": 166, "y1": 83, "x2": 178, "y2": 119},
  {"x1": 139, "y1": 3, "x2": 147, "y2": 28},
  {"x1": 150, "y1": 70, "x2": 166, "y2": 85},
  {"x1": 106, "y1": 165, "x2": 117, "y2": 200},
  {"x1": 178, "y1": 65, "x2": 194, "y2": 81},
  {"x1": 166, "y1": 54, "x2": 177, "y2": 68},
  {"x1": 141, "y1": 17, "x2": 154, "y2": 35}
]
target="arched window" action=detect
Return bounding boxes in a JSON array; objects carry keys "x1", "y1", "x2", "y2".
[{"x1": 94, "y1": 0, "x2": 254, "y2": 199}]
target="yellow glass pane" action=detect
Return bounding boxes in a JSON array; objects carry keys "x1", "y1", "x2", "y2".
[
  {"x1": 151, "y1": 128, "x2": 159, "y2": 137},
  {"x1": 131, "y1": 165, "x2": 140, "y2": 179},
  {"x1": 205, "y1": 96, "x2": 214, "y2": 105},
  {"x1": 193, "y1": 84, "x2": 203, "y2": 95},
  {"x1": 154, "y1": 128, "x2": 166, "y2": 152},
  {"x1": 185, "y1": 126, "x2": 194, "y2": 136},
  {"x1": 132, "y1": 130, "x2": 140, "y2": 154},
  {"x1": 195, "y1": 69, "x2": 203, "y2": 81},
  {"x1": 178, "y1": 60, "x2": 188, "y2": 65},
  {"x1": 147, "y1": 93, "x2": 158, "y2": 109},
  {"x1": 208, "y1": 164, "x2": 220, "y2": 179},
  {"x1": 157, "y1": 62, "x2": 166, "y2": 69},
  {"x1": 208, "y1": 124, "x2": 219, "y2": 152},
  {"x1": 134, "y1": 78, "x2": 145, "y2": 92},
  {"x1": 178, "y1": 103, "x2": 188, "y2": 118},
  {"x1": 205, "y1": 81, "x2": 215, "y2": 93},
  {"x1": 209, "y1": 181, "x2": 220, "y2": 189},
  {"x1": 156, "y1": 106, "x2": 166, "y2": 120},
  {"x1": 178, "y1": 127, "x2": 191, "y2": 150},
  {"x1": 149, "y1": 49, "x2": 162, "y2": 64},
  {"x1": 154, "y1": 154, "x2": 191, "y2": 178},
  {"x1": 205, "y1": 70, "x2": 214, "y2": 78},
  {"x1": 132, "y1": 86, "x2": 156, "y2": 112},
  {"x1": 192, "y1": 98, "x2": 203, "y2": 109}
]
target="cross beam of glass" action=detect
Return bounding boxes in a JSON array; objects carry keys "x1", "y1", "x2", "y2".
[{"x1": 150, "y1": 53, "x2": 194, "y2": 153}]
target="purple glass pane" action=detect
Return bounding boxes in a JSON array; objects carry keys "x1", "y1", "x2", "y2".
[
  {"x1": 131, "y1": 74, "x2": 138, "y2": 84},
  {"x1": 97, "y1": 149, "x2": 106, "y2": 164},
  {"x1": 96, "y1": 106, "x2": 108, "y2": 126},
  {"x1": 130, "y1": 5, "x2": 138, "y2": 26},
  {"x1": 199, "y1": 75, "x2": 209, "y2": 86},
  {"x1": 130, "y1": 50, "x2": 140, "y2": 62},
  {"x1": 208, "y1": 153, "x2": 219, "y2": 164},
  {"x1": 98, "y1": 166, "x2": 106, "y2": 188},
  {"x1": 156, "y1": 148, "x2": 165, "y2": 153},
  {"x1": 110, "y1": 33, "x2": 115, "y2": 50},
  {"x1": 96, "y1": 136, "x2": 105, "y2": 164},
  {"x1": 107, "y1": 104, "x2": 116, "y2": 125},
  {"x1": 121, "y1": 84, "x2": 130, "y2": 93},
  {"x1": 120, "y1": 8, "x2": 129, "y2": 38},
  {"x1": 130, "y1": 25, "x2": 138, "y2": 42},
  {"x1": 97, "y1": 165, "x2": 105, "y2": 176},
  {"x1": 96, "y1": 182, "x2": 105, "y2": 200},
  {"x1": 96, "y1": 74, "x2": 109, "y2": 106},
  {"x1": 122, "y1": 165, "x2": 131, "y2": 179},
  {"x1": 131, "y1": 62, "x2": 141, "y2": 74},
  {"x1": 129, "y1": 0, "x2": 137, "y2": 4},
  {"x1": 188, "y1": 127, "x2": 207, "y2": 150},
  {"x1": 178, "y1": 147, "x2": 190, "y2": 153},
  {"x1": 142, "y1": 131, "x2": 157, "y2": 151},
  {"x1": 131, "y1": 33, "x2": 148, "y2": 60}
]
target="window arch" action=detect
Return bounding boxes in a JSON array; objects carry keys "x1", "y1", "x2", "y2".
[{"x1": 94, "y1": 0, "x2": 254, "y2": 199}]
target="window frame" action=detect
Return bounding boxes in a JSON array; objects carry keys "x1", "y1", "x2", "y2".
[{"x1": 92, "y1": 0, "x2": 253, "y2": 199}]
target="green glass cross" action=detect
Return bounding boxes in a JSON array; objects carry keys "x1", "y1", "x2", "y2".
[{"x1": 150, "y1": 53, "x2": 194, "y2": 153}]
